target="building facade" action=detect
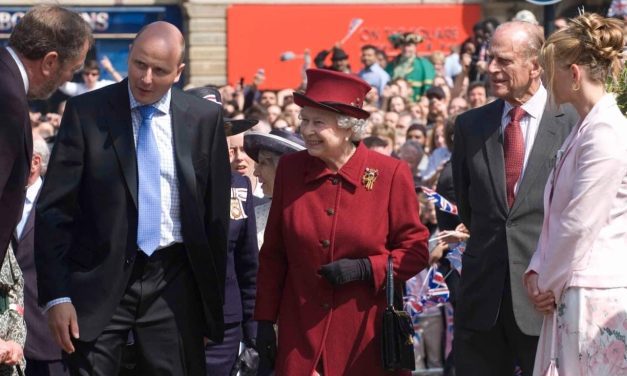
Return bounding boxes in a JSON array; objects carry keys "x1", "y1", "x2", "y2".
[{"x1": 0, "y1": 0, "x2": 610, "y2": 88}]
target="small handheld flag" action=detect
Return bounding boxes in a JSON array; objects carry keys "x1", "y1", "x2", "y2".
[
  {"x1": 404, "y1": 266, "x2": 450, "y2": 315},
  {"x1": 339, "y1": 18, "x2": 364, "y2": 45},
  {"x1": 420, "y1": 186, "x2": 458, "y2": 215},
  {"x1": 445, "y1": 242, "x2": 466, "y2": 275}
]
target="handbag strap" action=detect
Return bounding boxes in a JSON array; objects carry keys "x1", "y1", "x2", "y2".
[
  {"x1": 386, "y1": 256, "x2": 394, "y2": 308},
  {"x1": 549, "y1": 312, "x2": 557, "y2": 360}
]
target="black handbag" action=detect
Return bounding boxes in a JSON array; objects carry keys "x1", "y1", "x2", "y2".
[
  {"x1": 230, "y1": 346, "x2": 260, "y2": 376},
  {"x1": 381, "y1": 256, "x2": 416, "y2": 371}
]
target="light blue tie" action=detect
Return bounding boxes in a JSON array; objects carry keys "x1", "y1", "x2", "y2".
[{"x1": 137, "y1": 105, "x2": 161, "y2": 256}]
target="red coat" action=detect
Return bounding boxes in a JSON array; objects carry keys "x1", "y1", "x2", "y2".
[{"x1": 254, "y1": 143, "x2": 429, "y2": 376}]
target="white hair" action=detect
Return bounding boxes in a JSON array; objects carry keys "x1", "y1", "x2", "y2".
[
  {"x1": 33, "y1": 137, "x2": 51, "y2": 176},
  {"x1": 336, "y1": 115, "x2": 368, "y2": 142},
  {"x1": 258, "y1": 149, "x2": 281, "y2": 169}
]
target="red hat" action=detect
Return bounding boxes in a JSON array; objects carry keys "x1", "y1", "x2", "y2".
[{"x1": 293, "y1": 69, "x2": 371, "y2": 119}]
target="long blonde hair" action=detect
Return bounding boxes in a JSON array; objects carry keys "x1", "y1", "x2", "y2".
[{"x1": 540, "y1": 13, "x2": 624, "y2": 99}]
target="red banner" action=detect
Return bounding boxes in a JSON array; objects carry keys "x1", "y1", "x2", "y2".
[{"x1": 226, "y1": 4, "x2": 482, "y2": 90}]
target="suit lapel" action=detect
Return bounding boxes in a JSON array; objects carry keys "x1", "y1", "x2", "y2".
[
  {"x1": 171, "y1": 90, "x2": 199, "y2": 214},
  {"x1": 104, "y1": 80, "x2": 137, "y2": 208},
  {"x1": 24, "y1": 124, "x2": 32, "y2": 175},
  {"x1": 509, "y1": 108, "x2": 562, "y2": 214},
  {"x1": 481, "y1": 100, "x2": 509, "y2": 216},
  {"x1": 1, "y1": 48, "x2": 33, "y2": 186}
]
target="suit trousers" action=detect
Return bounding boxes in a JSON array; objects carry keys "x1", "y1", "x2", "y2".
[
  {"x1": 25, "y1": 358, "x2": 69, "y2": 376},
  {"x1": 204, "y1": 322, "x2": 241, "y2": 376},
  {"x1": 454, "y1": 280, "x2": 538, "y2": 376},
  {"x1": 68, "y1": 244, "x2": 207, "y2": 376}
]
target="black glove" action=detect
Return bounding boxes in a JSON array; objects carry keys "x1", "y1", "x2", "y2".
[
  {"x1": 318, "y1": 258, "x2": 373, "y2": 286},
  {"x1": 255, "y1": 321, "x2": 277, "y2": 372},
  {"x1": 230, "y1": 346, "x2": 259, "y2": 376}
]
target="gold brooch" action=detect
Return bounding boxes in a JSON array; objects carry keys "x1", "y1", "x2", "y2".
[{"x1": 362, "y1": 168, "x2": 379, "y2": 191}]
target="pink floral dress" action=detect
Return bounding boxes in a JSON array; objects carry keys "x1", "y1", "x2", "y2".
[{"x1": 533, "y1": 287, "x2": 627, "y2": 375}]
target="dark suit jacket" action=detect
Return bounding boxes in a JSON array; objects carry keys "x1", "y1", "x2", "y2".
[
  {"x1": 0, "y1": 47, "x2": 32, "y2": 260},
  {"x1": 451, "y1": 98, "x2": 577, "y2": 336},
  {"x1": 13, "y1": 188, "x2": 63, "y2": 361},
  {"x1": 222, "y1": 173, "x2": 257, "y2": 343},
  {"x1": 35, "y1": 80, "x2": 231, "y2": 342},
  {"x1": 435, "y1": 160, "x2": 459, "y2": 232}
]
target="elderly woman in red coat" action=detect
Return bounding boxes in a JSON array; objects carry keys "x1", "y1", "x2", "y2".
[{"x1": 254, "y1": 69, "x2": 429, "y2": 376}]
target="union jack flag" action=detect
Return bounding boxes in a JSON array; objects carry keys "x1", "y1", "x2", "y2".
[
  {"x1": 608, "y1": 0, "x2": 627, "y2": 17},
  {"x1": 420, "y1": 186, "x2": 458, "y2": 215},
  {"x1": 404, "y1": 266, "x2": 450, "y2": 315},
  {"x1": 404, "y1": 276, "x2": 424, "y2": 317},
  {"x1": 445, "y1": 242, "x2": 466, "y2": 275},
  {"x1": 421, "y1": 266, "x2": 450, "y2": 307}
]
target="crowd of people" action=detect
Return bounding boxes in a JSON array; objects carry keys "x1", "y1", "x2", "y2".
[{"x1": 1, "y1": 3, "x2": 627, "y2": 376}]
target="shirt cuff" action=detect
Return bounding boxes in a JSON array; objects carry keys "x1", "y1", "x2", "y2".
[{"x1": 43, "y1": 297, "x2": 72, "y2": 313}]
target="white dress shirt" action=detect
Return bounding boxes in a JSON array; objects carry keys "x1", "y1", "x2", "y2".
[
  {"x1": 128, "y1": 86, "x2": 183, "y2": 249},
  {"x1": 501, "y1": 84, "x2": 547, "y2": 192},
  {"x1": 16, "y1": 177, "x2": 42, "y2": 240},
  {"x1": 44, "y1": 87, "x2": 184, "y2": 311}
]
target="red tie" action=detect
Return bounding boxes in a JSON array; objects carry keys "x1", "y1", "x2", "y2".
[{"x1": 504, "y1": 107, "x2": 525, "y2": 208}]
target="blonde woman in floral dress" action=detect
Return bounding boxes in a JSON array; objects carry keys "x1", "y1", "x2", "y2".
[{"x1": 524, "y1": 13, "x2": 627, "y2": 375}]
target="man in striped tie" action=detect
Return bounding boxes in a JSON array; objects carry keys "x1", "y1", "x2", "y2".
[
  {"x1": 35, "y1": 21, "x2": 231, "y2": 375},
  {"x1": 450, "y1": 21, "x2": 577, "y2": 376}
]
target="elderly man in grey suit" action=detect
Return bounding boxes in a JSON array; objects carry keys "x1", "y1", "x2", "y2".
[
  {"x1": 451, "y1": 21, "x2": 578, "y2": 375},
  {"x1": 14, "y1": 136, "x2": 70, "y2": 376}
]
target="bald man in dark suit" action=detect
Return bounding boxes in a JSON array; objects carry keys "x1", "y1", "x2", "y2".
[{"x1": 35, "y1": 22, "x2": 230, "y2": 375}]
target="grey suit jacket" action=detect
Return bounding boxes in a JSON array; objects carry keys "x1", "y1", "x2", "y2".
[
  {"x1": 14, "y1": 188, "x2": 64, "y2": 361},
  {"x1": 451, "y1": 98, "x2": 577, "y2": 335}
]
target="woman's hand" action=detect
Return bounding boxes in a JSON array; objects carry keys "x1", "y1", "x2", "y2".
[
  {"x1": 429, "y1": 241, "x2": 448, "y2": 265},
  {"x1": 455, "y1": 223, "x2": 469, "y2": 235},
  {"x1": 0, "y1": 340, "x2": 23, "y2": 365},
  {"x1": 523, "y1": 271, "x2": 556, "y2": 314},
  {"x1": 437, "y1": 230, "x2": 470, "y2": 244}
]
